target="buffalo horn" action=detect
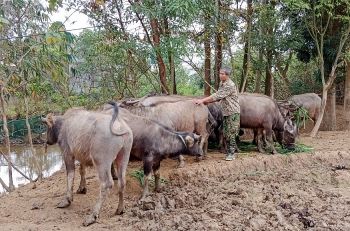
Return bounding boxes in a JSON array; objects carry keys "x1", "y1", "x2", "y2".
[
  {"x1": 121, "y1": 99, "x2": 140, "y2": 107},
  {"x1": 185, "y1": 136, "x2": 194, "y2": 147},
  {"x1": 40, "y1": 115, "x2": 47, "y2": 123},
  {"x1": 284, "y1": 119, "x2": 294, "y2": 133},
  {"x1": 193, "y1": 134, "x2": 202, "y2": 142}
]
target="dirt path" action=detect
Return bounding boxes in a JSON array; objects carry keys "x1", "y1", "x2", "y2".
[{"x1": 1, "y1": 129, "x2": 350, "y2": 231}]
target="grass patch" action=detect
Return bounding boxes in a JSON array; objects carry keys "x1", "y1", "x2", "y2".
[
  {"x1": 277, "y1": 143, "x2": 314, "y2": 154},
  {"x1": 236, "y1": 140, "x2": 314, "y2": 155},
  {"x1": 128, "y1": 169, "x2": 169, "y2": 188}
]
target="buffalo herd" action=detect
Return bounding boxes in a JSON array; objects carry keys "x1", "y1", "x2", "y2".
[{"x1": 41, "y1": 92, "x2": 321, "y2": 226}]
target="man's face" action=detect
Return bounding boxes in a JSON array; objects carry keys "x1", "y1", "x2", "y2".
[{"x1": 219, "y1": 71, "x2": 229, "y2": 82}]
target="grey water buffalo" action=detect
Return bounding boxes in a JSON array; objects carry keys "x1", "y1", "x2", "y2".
[
  {"x1": 41, "y1": 102, "x2": 133, "y2": 226},
  {"x1": 99, "y1": 104, "x2": 203, "y2": 199},
  {"x1": 288, "y1": 93, "x2": 321, "y2": 126},
  {"x1": 120, "y1": 97, "x2": 210, "y2": 167},
  {"x1": 238, "y1": 93, "x2": 297, "y2": 154}
]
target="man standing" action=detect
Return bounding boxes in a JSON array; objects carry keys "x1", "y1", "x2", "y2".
[{"x1": 194, "y1": 66, "x2": 240, "y2": 160}]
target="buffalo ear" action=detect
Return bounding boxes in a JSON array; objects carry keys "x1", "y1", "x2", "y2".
[
  {"x1": 193, "y1": 134, "x2": 202, "y2": 143},
  {"x1": 284, "y1": 119, "x2": 294, "y2": 133},
  {"x1": 46, "y1": 113, "x2": 54, "y2": 128},
  {"x1": 185, "y1": 135, "x2": 195, "y2": 147}
]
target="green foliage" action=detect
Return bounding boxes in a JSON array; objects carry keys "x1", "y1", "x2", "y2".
[
  {"x1": 290, "y1": 105, "x2": 313, "y2": 129},
  {"x1": 128, "y1": 169, "x2": 169, "y2": 188},
  {"x1": 236, "y1": 140, "x2": 314, "y2": 155},
  {"x1": 290, "y1": 81, "x2": 322, "y2": 95},
  {"x1": 277, "y1": 143, "x2": 314, "y2": 155}
]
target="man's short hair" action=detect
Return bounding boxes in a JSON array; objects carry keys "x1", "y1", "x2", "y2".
[{"x1": 220, "y1": 66, "x2": 231, "y2": 75}]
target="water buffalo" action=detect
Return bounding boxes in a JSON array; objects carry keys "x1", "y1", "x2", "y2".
[
  {"x1": 41, "y1": 102, "x2": 133, "y2": 226},
  {"x1": 120, "y1": 97, "x2": 210, "y2": 167},
  {"x1": 288, "y1": 93, "x2": 321, "y2": 126},
  {"x1": 99, "y1": 104, "x2": 203, "y2": 199},
  {"x1": 238, "y1": 93, "x2": 297, "y2": 154}
]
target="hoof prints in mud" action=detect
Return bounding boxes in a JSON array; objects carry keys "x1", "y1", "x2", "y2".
[{"x1": 280, "y1": 203, "x2": 315, "y2": 228}]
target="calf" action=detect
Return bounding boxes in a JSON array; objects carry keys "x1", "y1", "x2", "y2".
[
  {"x1": 99, "y1": 105, "x2": 203, "y2": 199},
  {"x1": 41, "y1": 102, "x2": 133, "y2": 226},
  {"x1": 120, "y1": 97, "x2": 209, "y2": 167}
]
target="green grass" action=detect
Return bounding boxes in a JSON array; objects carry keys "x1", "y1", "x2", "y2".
[
  {"x1": 277, "y1": 143, "x2": 314, "y2": 154},
  {"x1": 236, "y1": 140, "x2": 314, "y2": 155},
  {"x1": 128, "y1": 169, "x2": 169, "y2": 188}
]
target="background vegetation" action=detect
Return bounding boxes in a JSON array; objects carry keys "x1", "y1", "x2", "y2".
[{"x1": 1, "y1": 0, "x2": 350, "y2": 191}]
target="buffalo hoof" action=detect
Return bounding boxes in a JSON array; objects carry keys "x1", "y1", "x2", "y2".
[
  {"x1": 76, "y1": 187, "x2": 87, "y2": 194},
  {"x1": 139, "y1": 192, "x2": 150, "y2": 201},
  {"x1": 83, "y1": 214, "x2": 97, "y2": 227},
  {"x1": 155, "y1": 187, "x2": 164, "y2": 193},
  {"x1": 177, "y1": 161, "x2": 185, "y2": 168},
  {"x1": 195, "y1": 156, "x2": 204, "y2": 162},
  {"x1": 115, "y1": 208, "x2": 125, "y2": 215},
  {"x1": 57, "y1": 199, "x2": 71, "y2": 208}
]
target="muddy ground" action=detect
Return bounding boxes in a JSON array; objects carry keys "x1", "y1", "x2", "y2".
[{"x1": 1, "y1": 108, "x2": 350, "y2": 231}]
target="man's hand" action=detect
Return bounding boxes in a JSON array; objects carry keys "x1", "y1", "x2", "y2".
[{"x1": 194, "y1": 99, "x2": 203, "y2": 106}]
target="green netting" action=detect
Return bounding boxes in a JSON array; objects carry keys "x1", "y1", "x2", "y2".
[{"x1": 0, "y1": 115, "x2": 47, "y2": 139}]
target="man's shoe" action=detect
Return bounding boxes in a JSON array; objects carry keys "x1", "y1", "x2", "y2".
[
  {"x1": 224, "y1": 153, "x2": 235, "y2": 161},
  {"x1": 222, "y1": 153, "x2": 230, "y2": 160}
]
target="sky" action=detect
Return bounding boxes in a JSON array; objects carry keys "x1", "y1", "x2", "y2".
[{"x1": 50, "y1": 7, "x2": 90, "y2": 35}]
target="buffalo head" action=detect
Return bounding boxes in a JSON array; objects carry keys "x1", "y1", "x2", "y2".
[
  {"x1": 275, "y1": 118, "x2": 297, "y2": 151},
  {"x1": 40, "y1": 113, "x2": 61, "y2": 145},
  {"x1": 183, "y1": 133, "x2": 203, "y2": 157}
]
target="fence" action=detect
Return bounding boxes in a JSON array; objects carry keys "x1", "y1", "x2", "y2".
[{"x1": 0, "y1": 115, "x2": 47, "y2": 140}]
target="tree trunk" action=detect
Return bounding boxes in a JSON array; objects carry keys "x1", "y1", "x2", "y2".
[
  {"x1": 169, "y1": 53, "x2": 176, "y2": 94},
  {"x1": 311, "y1": 89, "x2": 327, "y2": 137},
  {"x1": 320, "y1": 85, "x2": 337, "y2": 131},
  {"x1": 255, "y1": 0, "x2": 265, "y2": 93},
  {"x1": 344, "y1": 60, "x2": 350, "y2": 130},
  {"x1": 204, "y1": 20, "x2": 211, "y2": 95},
  {"x1": 213, "y1": 0, "x2": 222, "y2": 89},
  {"x1": 255, "y1": 49, "x2": 263, "y2": 94},
  {"x1": 228, "y1": 41, "x2": 237, "y2": 84},
  {"x1": 264, "y1": 49, "x2": 273, "y2": 97},
  {"x1": 164, "y1": 16, "x2": 176, "y2": 95},
  {"x1": 240, "y1": 0, "x2": 252, "y2": 92},
  {"x1": 0, "y1": 86, "x2": 15, "y2": 192},
  {"x1": 264, "y1": 0, "x2": 276, "y2": 98},
  {"x1": 24, "y1": 93, "x2": 42, "y2": 181},
  {"x1": 150, "y1": 18, "x2": 169, "y2": 94}
]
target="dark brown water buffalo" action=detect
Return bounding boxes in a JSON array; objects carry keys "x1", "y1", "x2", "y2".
[
  {"x1": 41, "y1": 102, "x2": 133, "y2": 226},
  {"x1": 287, "y1": 93, "x2": 321, "y2": 126},
  {"x1": 120, "y1": 97, "x2": 210, "y2": 167},
  {"x1": 99, "y1": 104, "x2": 203, "y2": 199},
  {"x1": 238, "y1": 93, "x2": 297, "y2": 154}
]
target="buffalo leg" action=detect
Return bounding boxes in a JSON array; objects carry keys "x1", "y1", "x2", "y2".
[
  {"x1": 57, "y1": 153, "x2": 75, "y2": 208},
  {"x1": 177, "y1": 155, "x2": 185, "y2": 168},
  {"x1": 152, "y1": 161, "x2": 161, "y2": 192},
  {"x1": 253, "y1": 129, "x2": 258, "y2": 146},
  {"x1": 200, "y1": 132, "x2": 209, "y2": 156},
  {"x1": 141, "y1": 155, "x2": 154, "y2": 200},
  {"x1": 256, "y1": 129, "x2": 266, "y2": 153},
  {"x1": 77, "y1": 164, "x2": 87, "y2": 194},
  {"x1": 111, "y1": 162, "x2": 118, "y2": 180},
  {"x1": 114, "y1": 147, "x2": 130, "y2": 215},
  {"x1": 265, "y1": 129, "x2": 277, "y2": 154},
  {"x1": 83, "y1": 162, "x2": 114, "y2": 226}
]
